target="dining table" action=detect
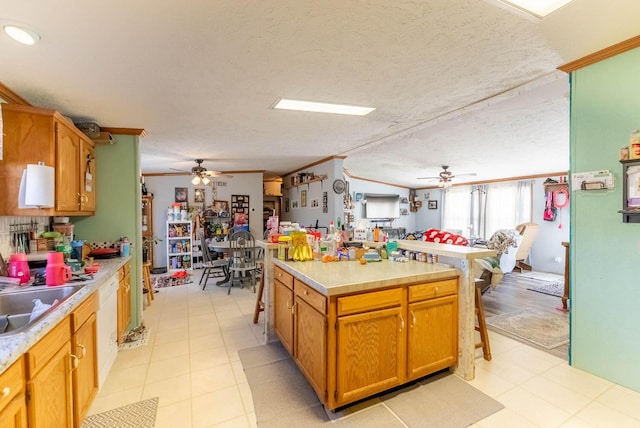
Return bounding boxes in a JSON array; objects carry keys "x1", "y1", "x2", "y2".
[{"x1": 208, "y1": 239, "x2": 259, "y2": 287}]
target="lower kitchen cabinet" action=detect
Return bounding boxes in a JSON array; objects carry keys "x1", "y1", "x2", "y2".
[
  {"x1": 117, "y1": 262, "x2": 131, "y2": 343},
  {"x1": 0, "y1": 359, "x2": 27, "y2": 428},
  {"x1": 71, "y1": 294, "x2": 99, "y2": 425},
  {"x1": 25, "y1": 317, "x2": 74, "y2": 428},
  {"x1": 273, "y1": 267, "x2": 459, "y2": 410}
]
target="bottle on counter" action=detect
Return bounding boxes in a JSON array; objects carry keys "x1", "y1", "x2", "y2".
[
  {"x1": 328, "y1": 221, "x2": 336, "y2": 235},
  {"x1": 373, "y1": 225, "x2": 380, "y2": 242}
]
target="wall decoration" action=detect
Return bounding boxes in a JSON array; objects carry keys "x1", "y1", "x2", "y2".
[
  {"x1": 311, "y1": 198, "x2": 319, "y2": 208},
  {"x1": 322, "y1": 191, "x2": 328, "y2": 213},
  {"x1": 213, "y1": 200, "x2": 229, "y2": 217},
  {"x1": 428, "y1": 200, "x2": 437, "y2": 210},
  {"x1": 301, "y1": 190, "x2": 307, "y2": 207},
  {"x1": 285, "y1": 197, "x2": 290, "y2": 212},
  {"x1": 355, "y1": 192, "x2": 363, "y2": 202},
  {"x1": 401, "y1": 208, "x2": 409, "y2": 215},
  {"x1": 231, "y1": 195, "x2": 250, "y2": 224},
  {"x1": 194, "y1": 188, "x2": 205, "y2": 203},
  {"x1": 292, "y1": 200, "x2": 299, "y2": 209},
  {"x1": 175, "y1": 187, "x2": 188, "y2": 203}
]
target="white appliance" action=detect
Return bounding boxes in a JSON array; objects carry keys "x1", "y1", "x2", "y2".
[{"x1": 96, "y1": 274, "x2": 119, "y2": 388}]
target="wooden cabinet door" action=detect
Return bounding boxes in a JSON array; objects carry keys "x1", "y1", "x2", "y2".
[
  {"x1": 0, "y1": 395, "x2": 27, "y2": 428},
  {"x1": 294, "y1": 296, "x2": 326, "y2": 399},
  {"x1": 55, "y1": 121, "x2": 81, "y2": 212},
  {"x1": 72, "y1": 313, "x2": 98, "y2": 425},
  {"x1": 335, "y1": 306, "x2": 404, "y2": 406},
  {"x1": 27, "y1": 342, "x2": 74, "y2": 428},
  {"x1": 407, "y1": 294, "x2": 458, "y2": 380},
  {"x1": 273, "y1": 280, "x2": 294, "y2": 354},
  {"x1": 79, "y1": 141, "x2": 96, "y2": 212}
]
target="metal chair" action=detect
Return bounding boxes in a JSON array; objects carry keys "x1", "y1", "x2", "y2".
[
  {"x1": 198, "y1": 231, "x2": 229, "y2": 290},
  {"x1": 228, "y1": 231, "x2": 258, "y2": 294}
]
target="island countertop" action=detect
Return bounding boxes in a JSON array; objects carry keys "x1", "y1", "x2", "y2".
[{"x1": 273, "y1": 259, "x2": 459, "y2": 296}]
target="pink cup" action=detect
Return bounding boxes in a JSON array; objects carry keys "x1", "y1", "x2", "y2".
[{"x1": 46, "y1": 252, "x2": 72, "y2": 286}]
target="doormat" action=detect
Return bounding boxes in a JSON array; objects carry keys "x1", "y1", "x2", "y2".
[
  {"x1": 517, "y1": 271, "x2": 564, "y2": 282},
  {"x1": 152, "y1": 273, "x2": 192, "y2": 288},
  {"x1": 81, "y1": 397, "x2": 158, "y2": 428},
  {"x1": 238, "y1": 342, "x2": 504, "y2": 427},
  {"x1": 527, "y1": 281, "x2": 564, "y2": 297},
  {"x1": 486, "y1": 308, "x2": 569, "y2": 349},
  {"x1": 118, "y1": 325, "x2": 151, "y2": 351}
]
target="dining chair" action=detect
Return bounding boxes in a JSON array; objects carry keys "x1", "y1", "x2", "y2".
[
  {"x1": 228, "y1": 231, "x2": 258, "y2": 294},
  {"x1": 198, "y1": 231, "x2": 229, "y2": 290}
]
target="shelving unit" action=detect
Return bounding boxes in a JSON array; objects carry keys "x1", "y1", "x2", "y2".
[
  {"x1": 284, "y1": 175, "x2": 327, "y2": 190},
  {"x1": 141, "y1": 195, "x2": 154, "y2": 264},
  {"x1": 166, "y1": 220, "x2": 193, "y2": 272},
  {"x1": 619, "y1": 159, "x2": 640, "y2": 223}
]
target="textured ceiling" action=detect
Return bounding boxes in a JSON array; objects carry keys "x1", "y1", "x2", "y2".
[{"x1": 1, "y1": 1, "x2": 639, "y2": 187}]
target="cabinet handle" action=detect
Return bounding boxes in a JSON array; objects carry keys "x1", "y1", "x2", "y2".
[
  {"x1": 70, "y1": 354, "x2": 79, "y2": 371},
  {"x1": 1, "y1": 386, "x2": 10, "y2": 397},
  {"x1": 77, "y1": 344, "x2": 87, "y2": 359},
  {"x1": 304, "y1": 290, "x2": 309, "y2": 296},
  {"x1": 286, "y1": 298, "x2": 291, "y2": 309},
  {"x1": 434, "y1": 286, "x2": 439, "y2": 294},
  {"x1": 291, "y1": 303, "x2": 296, "y2": 316},
  {"x1": 399, "y1": 314, "x2": 405, "y2": 331},
  {"x1": 411, "y1": 311, "x2": 416, "y2": 328}
]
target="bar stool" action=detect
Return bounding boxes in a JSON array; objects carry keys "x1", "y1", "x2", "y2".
[
  {"x1": 253, "y1": 262, "x2": 265, "y2": 324},
  {"x1": 142, "y1": 262, "x2": 154, "y2": 306},
  {"x1": 474, "y1": 278, "x2": 491, "y2": 361}
]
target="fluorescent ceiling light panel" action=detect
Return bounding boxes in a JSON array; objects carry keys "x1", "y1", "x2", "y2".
[
  {"x1": 495, "y1": 0, "x2": 575, "y2": 18},
  {"x1": 3, "y1": 25, "x2": 40, "y2": 45},
  {"x1": 273, "y1": 99, "x2": 375, "y2": 116}
]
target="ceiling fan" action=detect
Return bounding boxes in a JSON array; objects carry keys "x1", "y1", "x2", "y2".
[
  {"x1": 172, "y1": 159, "x2": 232, "y2": 185},
  {"x1": 417, "y1": 165, "x2": 477, "y2": 187}
]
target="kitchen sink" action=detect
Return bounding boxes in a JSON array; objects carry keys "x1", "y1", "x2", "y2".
[{"x1": 0, "y1": 285, "x2": 83, "y2": 337}]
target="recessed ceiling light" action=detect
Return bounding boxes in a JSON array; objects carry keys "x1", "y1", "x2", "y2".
[
  {"x1": 494, "y1": 0, "x2": 575, "y2": 18},
  {"x1": 3, "y1": 25, "x2": 40, "y2": 45},
  {"x1": 273, "y1": 98, "x2": 375, "y2": 116}
]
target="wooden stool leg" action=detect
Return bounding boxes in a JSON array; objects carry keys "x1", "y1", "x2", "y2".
[
  {"x1": 475, "y1": 285, "x2": 491, "y2": 361},
  {"x1": 143, "y1": 262, "x2": 153, "y2": 305},
  {"x1": 253, "y1": 266, "x2": 265, "y2": 324}
]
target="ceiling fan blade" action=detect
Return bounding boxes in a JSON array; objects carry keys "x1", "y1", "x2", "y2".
[
  {"x1": 417, "y1": 176, "x2": 440, "y2": 180},
  {"x1": 450, "y1": 172, "x2": 477, "y2": 179},
  {"x1": 169, "y1": 167, "x2": 189, "y2": 173}
]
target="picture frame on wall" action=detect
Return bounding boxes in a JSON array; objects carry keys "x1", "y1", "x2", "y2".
[
  {"x1": 428, "y1": 200, "x2": 437, "y2": 210},
  {"x1": 301, "y1": 190, "x2": 307, "y2": 207},
  {"x1": 175, "y1": 187, "x2": 188, "y2": 203},
  {"x1": 194, "y1": 188, "x2": 205, "y2": 203}
]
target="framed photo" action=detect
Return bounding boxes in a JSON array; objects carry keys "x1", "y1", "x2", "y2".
[
  {"x1": 194, "y1": 188, "x2": 205, "y2": 203},
  {"x1": 428, "y1": 200, "x2": 438, "y2": 210},
  {"x1": 301, "y1": 190, "x2": 307, "y2": 207},
  {"x1": 175, "y1": 187, "x2": 188, "y2": 203},
  {"x1": 213, "y1": 200, "x2": 228, "y2": 215},
  {"x1": 355, "y1": 192, "x2": 363, "y2": 202}
]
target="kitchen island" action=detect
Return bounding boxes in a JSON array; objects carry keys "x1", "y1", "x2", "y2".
[{"x1": 272, "y1": 258, "x2": 461, "y2": 410}]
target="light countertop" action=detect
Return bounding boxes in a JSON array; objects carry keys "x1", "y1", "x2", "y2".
[
  {"x1": 273, "y1": 259, "x2": 459, "y2": 296},
  {"x1": 0, "y1": 256, "x2": 131, "y2": 375}
]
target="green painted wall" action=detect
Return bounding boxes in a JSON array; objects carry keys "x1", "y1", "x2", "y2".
[
  {"x1": 72, "y1": 135, "x2": 142, "y2": 329},
  {"x1": 570, "y1": 47, "x2": 640, "y2": 391}
]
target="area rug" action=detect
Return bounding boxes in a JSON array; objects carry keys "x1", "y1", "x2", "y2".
[
  {"x1": 118, "y1": 326, "x2": 151, "y2": 351},
  {"x1": 517, "y1": 271, "x2": 564, "y2": 282},
  {"x1": 527, "y1": 281, "x2": 564, "y2": 297},
  {"x1": 81, "y1": 397, "x2": 158, "y2": 428},
  {"x1": 486, "y1": 308, "x2": 569, "y2": 349},
  {"x1": 151, "y1": 274, "x2": 192, "y2": 288},
  {"x1": 238, "y1": 342, "x2": 504, "y2": 428}
]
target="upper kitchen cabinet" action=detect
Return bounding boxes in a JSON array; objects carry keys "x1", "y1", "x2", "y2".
[{"x1": 0, "y1": 103, "x2": 97, "y2": 216}]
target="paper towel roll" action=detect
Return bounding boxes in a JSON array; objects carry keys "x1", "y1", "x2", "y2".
[{"x1": 19, "y1": 163, "x2": 55, "y2": 208}]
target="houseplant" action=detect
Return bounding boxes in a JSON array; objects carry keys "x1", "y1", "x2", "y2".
[{"x1": 142, "y1": 235, "x2": 162, "y2": 263}]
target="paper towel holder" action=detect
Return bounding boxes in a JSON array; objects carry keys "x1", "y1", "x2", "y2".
[{"x1": 18, "y1": 162, "x2": 55, "y2": 209}]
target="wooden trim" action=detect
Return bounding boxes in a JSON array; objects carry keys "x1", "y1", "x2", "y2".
[
  {"x1": 142, "y1": 170, "x2": 263, "y2": 177},
  {"x1": 0, "y1": 82, "x2": 31, "y2": 105},
  {"x1": 282, "y1": 156, "x2": 347, "y2": 177},
  {"x1": 558, "y1": 35, "x2": 640, "y2": 73},
  {"x1": 343, "y1": 169, "x2": 413, "y2": 189},
  {"x1": 100, "y1": 127, "x2": 147, "y2": 137}
]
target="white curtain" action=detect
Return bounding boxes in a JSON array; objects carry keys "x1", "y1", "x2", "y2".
[
  {"x1": 442, "y1": 186, "x2": 472, "y2": 236},
  {"x1": 484, "y1": 180, "x2": 532, "y2": 238}
]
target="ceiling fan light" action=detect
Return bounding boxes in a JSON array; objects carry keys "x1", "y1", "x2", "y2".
[
  {"x1": 201, "y1": 176, "x2": 210, "y2": 185},
  {"x1": 191, "y1": 176, "x2": 201, "y2": 185}
]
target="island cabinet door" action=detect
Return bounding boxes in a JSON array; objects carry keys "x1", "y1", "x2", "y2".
[
  {"x1": 294, "y1": 296, "x2": 327, "y2": 400},
  {"x1": 407, "y1": 294, "x2": 458, "y2": 380},
  {"x1": 335, "y1": 306, "x2": 405, "y2": 406},
  {"x1": 273, "y1": 279, "x2": 295, "y2": 354}
]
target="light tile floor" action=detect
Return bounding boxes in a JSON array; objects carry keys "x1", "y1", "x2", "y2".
[{"x1": 88, "y1": 272, "x2": 640, "y2": 427}]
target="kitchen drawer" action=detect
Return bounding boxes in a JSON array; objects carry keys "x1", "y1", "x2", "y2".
[
  {"x1": 71, "y1": 292, "x2": 98, "y2": 333},
  {"x1": 25, "y1": 316, "x2": 71, "y2": 379},
  {"x1": 274, "y1": 266, "x2": 293, "y2": 290},
  {"x1": 408, "y1": 278, "x2": 457, "y2": 303},
  {"x1": 337, "y1": 288, "x2": 402, "y2": 316},
  {"x1": 294, "y1": 280, "x2": 326, "y2": 314},
  {"x1": 0, "y1": 358, "x2": 24, "y2": 410}
]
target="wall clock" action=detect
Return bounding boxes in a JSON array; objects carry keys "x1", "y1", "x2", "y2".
[{"x1": 332, "y1": 179, "x2": 346, "y2": 194}]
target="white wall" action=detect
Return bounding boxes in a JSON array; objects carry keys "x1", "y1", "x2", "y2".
[{"x1": 144, "y1": 173, "x2": 263, "y2": 269}]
